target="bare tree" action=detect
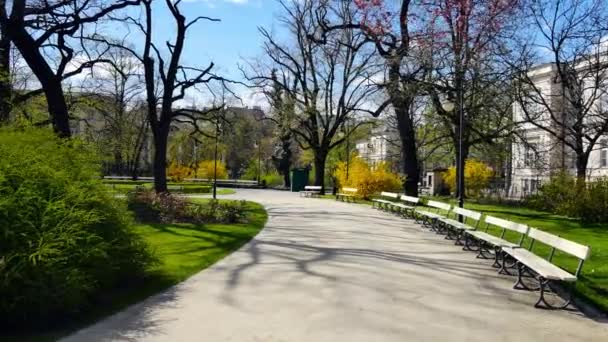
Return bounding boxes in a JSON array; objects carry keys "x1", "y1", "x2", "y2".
[
  {"x1": 314, "y1": 0, "x2": 433, "y2": 196},
  {"x1": 96, "y1": 0, "x2": 228, "y2": 192},
  {"x1": 80, "y1": 46, "x2": 149, "y2": 177},
  {"x1": 0, "y1": 0, "x2": 141, "y2": 137},
  {"x1": 247, "y1": 0, "x2": 384, "y2": 193},
  {"x1": 513, "y1": 0, "x2": 608, "y2": 180}
]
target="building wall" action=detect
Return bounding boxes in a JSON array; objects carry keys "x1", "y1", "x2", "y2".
[{"x1": 510, "y1": 64, "x2": 608, "y2": 198}]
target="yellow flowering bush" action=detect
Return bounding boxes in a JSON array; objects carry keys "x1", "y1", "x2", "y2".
[
  {"x1": 442, "y1": 159, "x2": 494, "y2": 198},
  {"x1": 192, "y1": 160, "x2": 228, "y2": 179},
  {"x1": 167, "y1": 162, "x2": 192, "y2": 182},
  {"x1": 334, "y1": 155, "x2": 402, "y2": 199}
]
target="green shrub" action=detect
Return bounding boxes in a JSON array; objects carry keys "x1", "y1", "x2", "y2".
[
  {"x1": 262, "y1": 171, "x2": 284, "y2": 187},
  {"x1": 0, "y1": 128, "x2": 155, "y2": 330},
  {"x1": 526, "y1": 173, "x2": 608, "y2": 223}
]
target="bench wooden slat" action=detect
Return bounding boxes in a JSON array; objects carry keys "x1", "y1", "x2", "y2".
[
  {"x1": 505, "y1": 248, "x2": 577, "y2": 282},
  {"x1": 400, "y1": 195, "x2": 419, "y2": 204},
  {"x1": 452, "y1": 207, "x2": 482, "y2": 221},
  {"x1": 485, "y1": 215, "x2": 529, "y2": 234},
  {"x1": 379, "y1": 191, "x2": 399, "y2": 199},
  {"x1": 528, "y1": 228, "x2": 590, "y2": 260},
  {"x1": 427, "y1": 200, "x2": 451, "y2": 211},
  {"x1": 467, "y1": 231, "x2": 518, "y2": 248}
]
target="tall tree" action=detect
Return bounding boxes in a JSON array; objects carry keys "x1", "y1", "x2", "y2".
[
  {"x1": 80, "y1": 46, "x2": 149, "y2": 177},
  {"x1": 267, "y1": 70, "x2": 295, "y2": 188},
  {"x1": 0, "y1": 0, "x2": 140, "y2": 137},
  {"x1": 248, "y1": 0, "x2": 384, "y2": 193},
  {"x1": 315, "y1": 0, "x2": 435, "y2": 196},
  {"x1": 513, "y1": 0, "x2": 608, "y2": 180},
  {"x1": 98, "y1": 0, "x2": 227, "y2": 192}
]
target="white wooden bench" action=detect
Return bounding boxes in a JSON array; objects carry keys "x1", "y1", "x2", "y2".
[
  {"x1": 372, "y1": 192, "x2": 400, "y2": 211},
  {"x1": 503, "y1": 228, "x2": 590, "y2": 309},
  {"x1": 414, "y1": 200, "x2": 452, "y2": 228},
  {"x1": 300, "y1": 185, "x2": 322, "y2": 198},
  {"x1": 436, "y1": 207, "x2": 482, "y2": 244},
  {"x1": 336, "y1": 187, "x2": 358, "y2": 202},
  {"x1": 463, "y1": 215, "x2": 529, "y2": 268},
  {"x1": 392, "y1": 195, "x2": 420, "y2": 218}
]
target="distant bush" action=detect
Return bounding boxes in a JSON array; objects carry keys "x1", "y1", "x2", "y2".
[
  {"x1": 127, "y1": 189, "x2": 247, "y2": 224},
  {"x1": 0, "y1": 128, "x2": 154, "y2": 330},
  {"x1": 167, "y1": 162, "x2": 191, "y2": 182},
  {"x1": 527, "y1": 173, "x2": 608, "y2": 223},
  {"x1": 192, "y1": 160, "x2": 228, "y2": 179},
  {"x1": 334, "y1": 156, "x2": 402, "y2": 199},
  {"x1": 262, "y1": 171, "x2": 284, "y2": 187},
  {"x1": 442, "y1": 159, "x2": 494, "y2": 198}
]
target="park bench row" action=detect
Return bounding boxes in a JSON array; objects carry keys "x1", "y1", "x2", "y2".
[{"x1": 370, "y1": 191, "x2": 591, "y2": 310}]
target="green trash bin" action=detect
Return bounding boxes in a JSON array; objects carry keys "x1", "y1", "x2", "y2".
[{"x1": 290, "y1": 168, "x2": 309, "y2": 192}]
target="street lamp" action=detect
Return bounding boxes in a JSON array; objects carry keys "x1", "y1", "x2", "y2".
[
  {"x1": 345, "y1": 119, "x2": 351, "y2": 180},
  {"x1": 442, "y1": 96, "x2": 465, "y2": 211},
  {"x1": 213, "y1": 117, "x2": 219, "y2": 200},
  {"x1": 254, "y1": 140, "x2": 261, "y2": 184}
]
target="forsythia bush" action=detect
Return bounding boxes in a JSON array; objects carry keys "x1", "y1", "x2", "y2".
[
  {"x1": 442, "y1": 159, "x2": 494, "y2": 198},
  {"x1": 193, "y1": 160, "x2": 228, "y2": 179},
  {"x1": 167, "y1": 162, "x2": 192, "y2": 182},
  {"x1": 334, "y1": 156, "x2": 402, "y2": 199}
]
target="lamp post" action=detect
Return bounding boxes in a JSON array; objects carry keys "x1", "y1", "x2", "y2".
[
  {"x1": 345, "y1": 119, "x2": 351, "y2": 180},
  {"x1": 255, "y1": 140, "x2": 261, "y2": 184},
  {"x1": 442, "y1": 97, "x2": 465, "y2": 211},
  {"x1": 213, "y1": 116, "x2": 219, "y2": 200}
]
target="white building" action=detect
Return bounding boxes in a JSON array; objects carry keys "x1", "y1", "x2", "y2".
[
  {"x1": 511, "y1": 62, "x2": 608, "y2": 198},
  {"x1": 355, "y1": 128, "x2": 391, "y2": 167}
]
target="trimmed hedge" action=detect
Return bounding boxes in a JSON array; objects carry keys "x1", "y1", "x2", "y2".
[{"x1": 0, "y1": 129, "x2": 155, "y2": 330}]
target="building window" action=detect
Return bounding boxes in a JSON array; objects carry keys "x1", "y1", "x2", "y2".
[
  {"x1": 522, "y1": 179, "x2": 529, "y2": 193},
  {"x1": 601, "y1": 140, "x2": 608, "y2": 168},
  {"x1": 524, "y1": 143, "x2": 538, "y2": 167}
]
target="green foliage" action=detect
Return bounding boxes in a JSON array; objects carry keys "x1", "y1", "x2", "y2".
[
  {"x1": 334, "y1": 155, "x2": 402, "y2": 199},
  {"x1": 527, "y1": 173, "x2": 608, "y2": 223},
  {"x1": 442, "y1": 159, "x2": 494, "y2": 198},
  {"x1": 262, "y1": 171, "x2": 284, "y2": 187},
  {"x1": 0, "y1": 128, "x2": 154, "y2": 330}
]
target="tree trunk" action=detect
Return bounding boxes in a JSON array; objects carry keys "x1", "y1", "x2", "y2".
[
  {"x1": 0, "y1": 31, "x2": 10, "y2": 123},
  {"x1": 576, "y1": 152, "x2": 589, "y2": 181},
  {"x1": 283, "y1": 171, "x2": 291, "y2": 188},
  {"x1": 313, "y1": 148, "x2": 328, "y2": 194},
  {"x1": 387, "y1": 61, "x2": 419, "y2": 197},
  {"x1": 394, "y1": 103, "x2": 419, "y2": 197},
  {"x1": 152, "y1": 125, "x2": 169, "y2": 193},
  {"x1": 6, "y1": 21, "x2": 71, "y2": 137}
]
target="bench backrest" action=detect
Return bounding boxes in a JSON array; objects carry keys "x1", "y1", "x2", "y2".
[
  {"x1": 527, "y1": 228, "x2": 591, "y2": 276},
  {"x1": 528, "y1": 228, "x2": 590, "y2": 261},
  {"x1": 380, "y1": 191, "x2": 399, "y2": 199},
  {"x1": 427, "y1": 200, "x2": 451, "y2": 212},
  {"x1": 305, "y1": 186, "x2": 322, "y2": 190},
  {"x1": 342, "y1": 187, "x2": 358, "y2": 193},
  {"x1": 484, "y1": 215, "x2": 529, "y2": 245},
  {"x1": 400, "y1": 195, "x2": 420, "y2": 205},
  {"x1": 452, "y1": 207, "x2": 482, "y2": 221}
]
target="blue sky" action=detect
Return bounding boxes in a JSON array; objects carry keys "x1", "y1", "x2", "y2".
[{"x1": 151, "y1": 0, "x2": 283, "y2": 105}]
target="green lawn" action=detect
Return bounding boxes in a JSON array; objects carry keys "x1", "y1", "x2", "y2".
[
  {"x1": 455, "y1": 200, "x2": 608, "y2": 313},
  {"x1": 5, "y1": 200, "x2": 266, "y2": 342}
]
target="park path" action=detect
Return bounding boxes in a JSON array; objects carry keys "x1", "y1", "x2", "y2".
[{"x1": 63, "y1": 189, "x2": 607, "y2": 342}]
